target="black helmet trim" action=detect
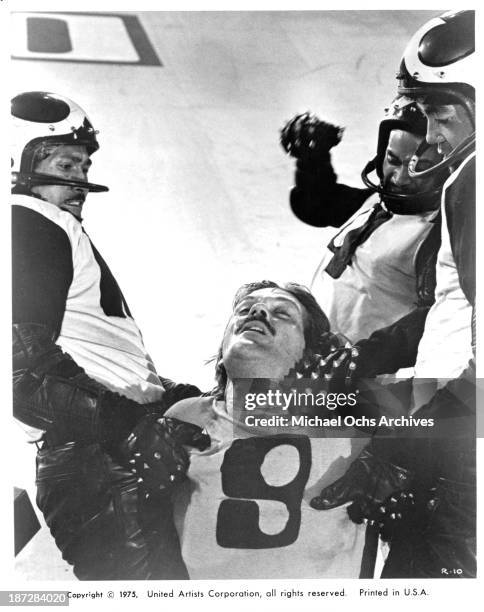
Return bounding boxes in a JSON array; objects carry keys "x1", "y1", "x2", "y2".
[
  {"x1": 418, "y1": 10, "x2": 474, "y2": 68},
  {"x1": 11, "y1": 92, "x2": 72, "y2": 123}
]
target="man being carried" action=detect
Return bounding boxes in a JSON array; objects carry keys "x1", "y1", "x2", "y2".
[{"x1": 160, "y1": 280, "x2": 374, "y2": 579}]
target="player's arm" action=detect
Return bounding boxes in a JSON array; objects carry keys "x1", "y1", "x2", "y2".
[
  {"x1": 311, "y1": 359, "x2": 475, "y2": 562},
  {"x1": 316, "y1": 306, "x2": 431, "y2": 389},
  {"x1": 354, "y1": 305, "x2": 431, "y2": 375},
  {"x1": 12, "y1": 206, "x2": 201, "y2": 450},
  {"x1": 280, "y1": 113, "x2": 371, "y2": 227},
  {"x1": 310, "y1": 360, "x2": 475, "y2": 513},
  {"x1": 13, "y1": 205, "x2": 73, "y2": 334},
  {"x1": 158, "y1": 376, "x2": 204, "y2": 409}
]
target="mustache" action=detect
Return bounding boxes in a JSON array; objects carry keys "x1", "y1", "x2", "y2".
[{"x1": 236, "y1": 313, "x2": 275, "y2": 336}]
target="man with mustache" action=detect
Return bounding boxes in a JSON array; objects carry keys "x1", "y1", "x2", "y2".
[
  {"x1": 11, "y1": 91, "x2": 201, "y2": 579},
  {"x1": 158, "y1": 280, "x2": 372, "y2": 579},
  {"x1": 281, "y1": 99, "x2": 444, "y2": 376}
]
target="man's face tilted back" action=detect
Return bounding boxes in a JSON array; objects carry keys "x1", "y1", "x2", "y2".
[
  {"x1": 221, "y1": 287, "x2": 307, "y2": 381},
  {"x1": 31, "y1": 144, "x2": 91, "y2": 221},
  {"x1": 382, "y1": 129, "x2": 441, "y2": 197}
]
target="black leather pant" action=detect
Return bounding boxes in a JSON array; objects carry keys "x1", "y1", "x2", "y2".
[
  {"x1": 377, "y1": 368, "x2": 476, "y2": 578},
  {"x1": 381, "y1": 476, "x2": 476, "y2": 578},
  {"x1": 380, "y1": 434, "x2": 476, "y2": 579},
  {"x1": 36, "y1": 442, "x2": 188, "y2": 580}
]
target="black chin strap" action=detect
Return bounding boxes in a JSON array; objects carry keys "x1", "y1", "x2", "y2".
[
  {"x1": 360, "y1": 159, "x2": 440, "y2": 214},
  {"x1": 12, "y1": 171, "x2": 109, "y2": 193},
  {"x1": 408, "y1": 133, "x2": 475, "y2": 179}
]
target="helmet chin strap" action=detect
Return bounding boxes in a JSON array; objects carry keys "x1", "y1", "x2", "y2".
[
  {"x1": 12, "y1": 171, "x2": 109, "y2": 193},
  {"x1": 408, "y1": 133, "x2": 475, "y2": 178},
  {"x1": 360, "y1": 159, "x2": 440, "y2": 214}
]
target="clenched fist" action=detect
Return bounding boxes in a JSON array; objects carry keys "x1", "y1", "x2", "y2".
[{"x1": 280, "y1": 112, "x2": 343, "y2": 162}]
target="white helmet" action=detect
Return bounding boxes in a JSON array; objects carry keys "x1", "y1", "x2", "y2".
[
  {"x1": 11, "y1": 91, "x2": 108, "y2": 193},
  {"x1": 397, "y1": 10, "x2": 475, "y2": 176}
]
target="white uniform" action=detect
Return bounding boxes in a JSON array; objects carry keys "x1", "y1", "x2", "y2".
[
  {"x1": 13, "y1": 195, "x2": 164, "y2": 440},
  {"x1": 311, "y1": 195, "x2": 438, "y2": 342},
  {"x1": 166, "y1": 396, "x2": 366, "y2": 579},
  {"x1": 411, "y1": 153, "x2": 475, "y2": 409},
  {"x1": 414, "y1": 153, "x2": 475, "y2": 379}
]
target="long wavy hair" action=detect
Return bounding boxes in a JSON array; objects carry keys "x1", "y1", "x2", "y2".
[{"x1": 210, "y1": 280, "x2": 336, "y2": 399}]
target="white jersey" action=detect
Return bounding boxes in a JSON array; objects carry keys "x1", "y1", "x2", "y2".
[
  {"x1": 12, "y1": 195, "x2": 164, "y2": 405},
  {"x1": 412, "y1": 153, "x2": 475, "y2": 407},
  {"x1": 311, "y1": 195, "x2": 437, "y2": 342},
  {"x1": 166, "y1": 396, "x2": 367, "y2": 579}
]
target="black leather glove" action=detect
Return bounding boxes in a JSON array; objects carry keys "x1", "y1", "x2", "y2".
[
  {"x1": 123, "y1": 415, "x2": 211, "y2": 497},
  {"x1": 317, "y1": 336, "x2": 414, "y2": 391},
  {"x1": 282, "y1": 112, "x2": 371, "y2": 228},
  {"x1": 282, "y1": 331, "x2": 341, "y2": 381},
  {"x1": 310, "y1": 445, "x2": 413, "y2": 524},
  {"x1": 365, "y1": 490, "x2": 417, "y2": 542},
  {"x1": 298, "y1": 344, "x2": 361, "y2": 391},
  {"x1": 280, "y1": 113, "x2": 343, "y2": 162}
]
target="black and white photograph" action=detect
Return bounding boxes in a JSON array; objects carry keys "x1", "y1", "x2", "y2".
[{"x1": 3, "y1": 0, "x2": 480, "y2": 606}]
